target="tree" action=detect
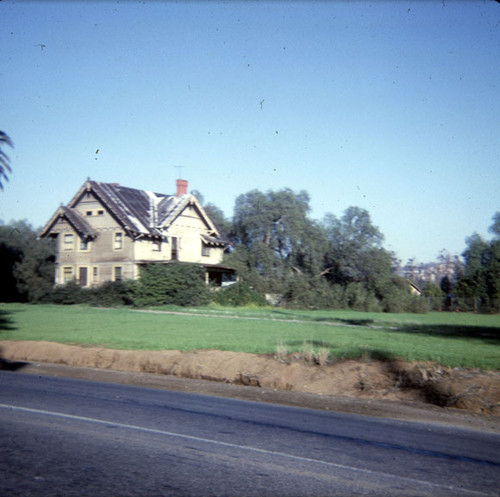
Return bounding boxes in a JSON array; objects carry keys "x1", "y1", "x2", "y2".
[
  {"x1": 320, "y1": 207, "x2": 418, "y2": 311},
  {"x1": 422, "y1": 282, "x2": 444, "y2": 298},
  {"x1": 232, "y1": 188, "x2": 315, "y2": 281},
  {"x1": 455, "y1": 233, "x2": 490, "y2": 300},
  {"x1": 440, "y1": 275, "x2": 453, "y2": 295},
  {"x1": 322, "y1": 206, "x2": 386, "y2": 285},
  {"x1": 455, "y1": 214, "x2": 500, "y2": 311},
  {"x1": 0, "y1": 220, "x2": 55, "y2": 302},
  {"x1": 228, "y1": 192, "x2": 429, "y2": 312},
  {"x1": 234, "y1": 189, "x2": 310, "y2": 253},
  {"x1": 0, "y1": 131, "x2": 13, "y2": 190},
  {"x1": 489, "y1": 211, "x2": 500, "y2": 239}
]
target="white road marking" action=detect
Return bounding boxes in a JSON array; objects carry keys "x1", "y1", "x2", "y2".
[{"x1": 0, "y1": 403, "x2": 490, "y2": 496}]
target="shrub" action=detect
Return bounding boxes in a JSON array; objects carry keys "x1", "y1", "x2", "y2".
[
  {"x1": 90, "y1": 280, "x2": 136, "y2": 307},
  {"x1": 344, "y1": 283, "x2": 381, "y2": 312},
  {"x1": 214, "y1": 282, "x2": 266, "y2": 307},
  {"x1": 50, "y1": 281, "x2": 91, "y2": 305},
  {"x1": 282, "y1": 275, "x2": 319, "y2": 309},
  {"x1": 134, "y1": 263, "x2": 211, "y2": 307},
  {"x1": 283, "y1": 276, "x2": 349, "y2": 310},
  {"x1": 407, "y1": 295, "x2": 430, "y2": 314}
]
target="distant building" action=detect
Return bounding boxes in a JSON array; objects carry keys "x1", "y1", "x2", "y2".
[
  {"x1": 39, "y1": 179, "x2": 234, "y2": 287},
  {"x1": 401, "y1": 253, "x2": 462, "y2": 287}
]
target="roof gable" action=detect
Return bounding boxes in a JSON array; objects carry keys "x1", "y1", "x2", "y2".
[
  {"x1": 158, "y1": 194, "x2": 217, "y2": 234},
  {"x1": 41, "y1": 180, "x2": 227, "y2": 245},
  {"x1": 39, "y1": 205, "x2": 96, "y2": 239}
]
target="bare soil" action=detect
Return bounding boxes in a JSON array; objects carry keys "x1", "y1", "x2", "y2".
[{"x1": 1, "y1": 340, "x2": 499, "y2": 430}]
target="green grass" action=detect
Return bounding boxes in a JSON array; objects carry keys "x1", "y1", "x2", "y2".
[{"x1": 1, "y1": 303, "x2": 499, "y2": 370}]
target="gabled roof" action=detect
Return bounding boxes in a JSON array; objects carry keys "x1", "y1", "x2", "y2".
[
  {"x1": 40, "y1": 180, "x2": 227, "y2": 244},
  {"x1": 39, "y1": 205, "x2": 96, "y2": 239},
  {"x1": 201, "y1": 233, "x2": 227, "y2": 247},
  {"x1": 74, "y1": 181, "x2": 165, "y2": 237}
]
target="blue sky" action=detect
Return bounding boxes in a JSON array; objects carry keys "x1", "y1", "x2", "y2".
[{"x1": 1, "y1": 0, "x2": 499, "y2": 264}]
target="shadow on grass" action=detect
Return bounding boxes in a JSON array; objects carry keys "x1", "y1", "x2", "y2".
[
  {"x1": 397, "y1": 323, "x2": 500, "y2": 345},
  {"x1": 287, "y1": 340, "x2": 398, "y2": 362},
  {"x1": 269, "y1": 309, "x2": 375, "y2": 326},
  {"x1": 337, "y1": 318, "x2": 375, "y2": 326},
  {"x1": 0, "y1": 308, "x2": 16, "y2": 332},
  {"x1": 0, "y1": 308, "x2": 27, "y2": 371}
]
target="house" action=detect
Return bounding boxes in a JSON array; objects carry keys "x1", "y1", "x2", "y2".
[{"x1": 39, "y1": 179, "x2": 234, "y2": 287}]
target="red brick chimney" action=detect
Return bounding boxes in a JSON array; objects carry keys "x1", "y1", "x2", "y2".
[{"x1": 176, "y1": 179, "x2": 188, "y2": 197}]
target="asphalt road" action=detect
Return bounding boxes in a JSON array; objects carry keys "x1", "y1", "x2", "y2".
[{"x1": 1, "y1": 371, "x2": 499, "y2": 497}]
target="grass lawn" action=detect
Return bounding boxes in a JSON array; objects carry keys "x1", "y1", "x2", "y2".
[{"x1": 1, "y1": 303, "x2": 499, "y2": 370}]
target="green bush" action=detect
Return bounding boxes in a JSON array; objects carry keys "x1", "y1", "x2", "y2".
[
  {"x1": 50, "y1": 281, "x2": 91, "y2": 305},
  {"x1": 407, "y1": 295, "x2": 430, "y2": 314},
  {"x1": 344, "y1": 282, "x2": 382, "y2": 312},
  {"x1": 284, "y1": 276, "x2": 348, "y2": 310},
  {"x1": 134, "y1": 263, "x2": 211, "y2": 307},
  {"x1": 282, "y1": 275, "x2": 319, "y2": 309},
  {"x1": 214, "y1": 282, "x2": 267, "y2": 307},
  {"x1": 49, "y1": 280, "x2": 135, "y2": 306},
  {"x1": 90, "y1": 280, "x2": 136, "y2": 307}
]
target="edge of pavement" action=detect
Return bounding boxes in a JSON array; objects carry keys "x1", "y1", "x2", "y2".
[{"x1": 5, "y1": 360, "x2": 500, "y2": 434}]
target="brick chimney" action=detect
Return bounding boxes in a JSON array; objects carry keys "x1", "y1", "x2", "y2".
[{"x1": 176, "y1": 179, "x2": 188, "y2": 197}]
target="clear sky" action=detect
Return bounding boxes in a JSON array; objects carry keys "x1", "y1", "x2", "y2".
[{"x1": 1, "y1": 0, "x2": 499, "y2": 264}]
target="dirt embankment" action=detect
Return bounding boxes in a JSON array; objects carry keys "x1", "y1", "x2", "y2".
[{"x1": 1, "y1": 340, "x2": 499, "y2": 416}]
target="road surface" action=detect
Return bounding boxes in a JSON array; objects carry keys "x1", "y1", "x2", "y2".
[{"x1": 1, "y1": 371, "x2": 499, "y2": 496}]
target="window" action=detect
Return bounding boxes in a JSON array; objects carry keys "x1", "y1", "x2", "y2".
[
  {"x1": 78, "y1": 267, "x2": 88, "y2": 287},
  {"x1": 92, "y1": 266, "x2": 99, "y2": 284},
  {"x1": 63, "y1": 234, "x2": 74, "y2": 251},
  {"x1": 86, "y1": 210, "x2": 93, "y2": 216},
  {"x1": 97, "y1": 210, "x2": 104, "y2": 216},
  {"x1": 80, "y1": 237, "x2": 90, "y2": 251},
  {"x1": 202, "y1": 244, "x2": 210, "y2": 257},
  {"x1": 63, "y1": 266, "x2": 74, "y2": 283},
  {"x1": 152, "y1": 240, "x2": 161, "y2": 252},
  {"x1": 171, "y1": 236, "x2": 179, "y2": 260},
  {"x1": 113, "y1": 266, "x2": 123, "y2": 282},
  {"x1": 114, "y1": 232, "x2": 123, "y2": 250}
]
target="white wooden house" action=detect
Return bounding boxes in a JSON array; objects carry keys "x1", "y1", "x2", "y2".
[{"x1": 39, "y1": 179, "x2": 233, "y2": 286}]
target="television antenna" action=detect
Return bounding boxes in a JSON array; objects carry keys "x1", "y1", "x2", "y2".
[{"x1": 173, "y1": 165, "x2": 186, "y2": 179}]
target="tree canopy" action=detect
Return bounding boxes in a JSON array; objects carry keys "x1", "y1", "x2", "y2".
[
  {"x1": 454, "y1": 213, "x2": 500, "y2": 311},
  {"x1": 0, "y1": 220, "x2": 55, "y2": 302},
  {"x1": 225, "y1": 188, "x2": 414, "y2": 311}
]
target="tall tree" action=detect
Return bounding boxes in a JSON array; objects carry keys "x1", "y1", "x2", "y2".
[
  {"x1": 0, "y1": 220, "x2": 55, "y2": 302},
  {"x1": 0, "y1": 131, "x2": 13, "y2": 190},
  {"x1": 322, "y1": 206, "x2": 386, "y2": 285},
  {"x1": 233, "y1": 188, "x2": 313, "y2": 274},
  {"x1": 455, "y1": 214, "x2": 500, "y2": 310},
  {"x1": 456, "y1": 233, "x2": 490, "y2": 300}
]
